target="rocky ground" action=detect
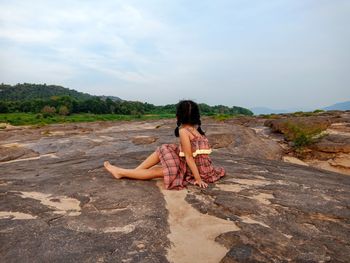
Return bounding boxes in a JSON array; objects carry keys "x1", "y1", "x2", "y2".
[
  {"x1": 0, "y1": 114, "x2": 349, "y2": 262},
  {"x1": 248, "y1": 111, "x2": 350, "y2": 175}
]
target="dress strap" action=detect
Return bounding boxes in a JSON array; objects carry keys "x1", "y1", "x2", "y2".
[
  {"x1": 185, "y1": 128, "x2": 201, "y2": 151},
  {"x1": 185, "y1": 127, "x2": 196, "y2": 136}
]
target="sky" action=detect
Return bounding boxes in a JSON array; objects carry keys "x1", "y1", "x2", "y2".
[{"x1": 0, "y1": 0, "x2": 349, "y2": 110}]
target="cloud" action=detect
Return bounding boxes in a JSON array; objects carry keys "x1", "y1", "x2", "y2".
[{"x1": 0, "y1": 0, "x2": 349, "y2": 108}]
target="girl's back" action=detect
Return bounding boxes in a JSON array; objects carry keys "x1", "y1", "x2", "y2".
[
  {"x1": 104, "y1": 99, "x2": 225, "y2": 191},
  {"x1": 156, "y1": 124, "x2": 225, "y2": 190}
]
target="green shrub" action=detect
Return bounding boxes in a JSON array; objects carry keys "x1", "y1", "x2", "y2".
[
  {"x1": 41, "y1": 105, "x2": 56, "y2": 118},
  {"x1": 58, "y1": 105, "x2": 70, "y2": 116},
  {"x1": 261, "y1": 114, "x2": 280, "y2": 119},
  {"x1": 283, "y1": 121, "x2": 328, "y2": 148},
  {"x1": 212, "y1": 114, "x2": 238, "y2": 121}
]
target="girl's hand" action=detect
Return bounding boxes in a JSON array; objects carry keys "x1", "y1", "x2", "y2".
[{"x1": 194, "y1": 179, "x2": 208, "y2": 188}]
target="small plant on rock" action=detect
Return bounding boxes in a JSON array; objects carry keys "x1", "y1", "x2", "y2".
[{"x1": 283, "y1": 121, "x2": 328, "y2": 149}]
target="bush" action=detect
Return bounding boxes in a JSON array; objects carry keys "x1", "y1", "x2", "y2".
[
  {"x1": 41, "y1": 105, "x2": 56, "y2": 118},
  {"x1": 58, "y1": 105, "x2": 69, "y2": 116},
  {"x1": 212, "y1": 114, "x2": 238, "y2": 121},
  {"x1": 260, "y1": 114, "x2": 280, "y2": 119},
  {"x1": 292, "y1": 111, "x2": 317, "y2": 117},
  {"x1": 283, "y1": 121, "x2": 328, "y2": 148},
  {"x1": 0, "y1": 102, "x2": 9, "y2": 113}
]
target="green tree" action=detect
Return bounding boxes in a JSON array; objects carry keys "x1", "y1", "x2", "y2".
[
  {"x1": 0, "y1": 101, "x2": 8, "y2": 113},
  {"x1": 58, "y1": 105, "x2": 70, "y2": 115}
]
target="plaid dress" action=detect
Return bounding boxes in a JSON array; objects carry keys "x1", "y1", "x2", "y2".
[{"x1": 155, "y1": 128, "x2": 225, "y2": 190}]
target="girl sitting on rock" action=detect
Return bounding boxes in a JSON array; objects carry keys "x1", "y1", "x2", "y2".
[{"x1": 104, "y1": 100, "x2": 225, "y2": 190}]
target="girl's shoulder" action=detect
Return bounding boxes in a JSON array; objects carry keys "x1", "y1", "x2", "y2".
[{"x1": 180, "y1": 126, "x2": 206, "y2": 140}]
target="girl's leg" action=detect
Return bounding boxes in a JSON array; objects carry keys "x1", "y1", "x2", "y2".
[
  {"x1": 104, "y1": 161, "x2": 163, "y2": 180},
  {"x1": 135, "y1": 151, "x2": 160, "y2": 169}
]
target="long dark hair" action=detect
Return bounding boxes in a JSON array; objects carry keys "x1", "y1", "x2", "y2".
[{"x1": 174, "y1": 100, "x2": 205, "y2": 137}]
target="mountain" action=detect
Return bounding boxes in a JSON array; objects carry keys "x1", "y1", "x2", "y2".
[
  {"x1": 250, "y1": 101, "x2": 350, "y2": 115},
  {"x1": 322, "y1": 101, "x2": 350, "y2": 111},
  {"x1": 250, "y1": 107, "x2": 289, "y2": 115},
  {"x1": 98, "y1": 95, "x2": 122, "y2": 102},
  {"x1": 249, "y1": 107, "x2": 312, "y2": 115},
  {"x1": 0, "y1": 83, "x2": 123, "y2": 102},
  {"x1": 0, "y1": 83, "x2": 96, "y2": 101}
]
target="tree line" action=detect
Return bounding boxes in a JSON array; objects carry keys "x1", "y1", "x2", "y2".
[
  {"x1": 0, "y1": 95, "x2": 253, "y2": 116},
  {"x1": 0, "y1": 83, "x2": 93, "y2": 101},
  {"x1": 0, "y1": 83, "x2": 253, "y2": 116}
]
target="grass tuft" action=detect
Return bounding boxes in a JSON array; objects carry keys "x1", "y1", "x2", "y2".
[
  {"x1": 0, "y1": 113, "x2": 176, "y2": 126},
  {"x1": 278, "y1": 120, "x2": 328, "y2": 148}
]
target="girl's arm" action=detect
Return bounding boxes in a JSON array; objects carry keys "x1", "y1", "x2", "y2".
[{"x1": 179, "y1": 128, "x2": 208, "y2": 188}]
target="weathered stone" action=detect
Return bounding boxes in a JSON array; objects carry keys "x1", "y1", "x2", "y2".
[
  {"x1": 131, "y1": 135, "x2": 158, "y2": 145},
  {"x1": 0, "y1": 116, "x2": 349, "y2": 262},
  {"x1": 205, "y1": 123, "x2": 283, "y2": 160},
  {"x1": 206, "y1": 133, "x2": 234, "y2": 148},
  {"x1": 282, "y1": 156, "x2": 308, "y2": 166},
  {"x1": 310, "y1": 134, "x2": 350, "y2": 153},
  {"x1": 187, "y1": 155, "x2": 350, "y2": 262},
  {"x1": 329, "y1": 153, "x2": 350, "y2": 169},
  {"x1": 257, "y1": 112, "x2": 350, "y2": 175},
  {"x1": 0, "y1": 144, "x2": 39, "y2": 162}
]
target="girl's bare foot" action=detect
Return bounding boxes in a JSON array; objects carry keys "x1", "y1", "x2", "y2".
[{"x1": 104, "y1": 161, "x2": 123, "y2": 179}]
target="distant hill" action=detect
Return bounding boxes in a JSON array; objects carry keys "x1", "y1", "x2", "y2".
[
  {"x1": 0, "y1": 83, "x2": 121, "y2": 102},
  {"x1": 250, "y1": 107, "x2": 289, "y2": 115},
  {"x1": 249, "y1": 107, "x2": 312, "y2": 115},
  {"x1": 98, "y1": 95, "x2": 122, "y2": 102},
  {"x1": 322, "y1": 101, "x2": 350, "y2": 111},
  {"x1": 0, "y1": 83, "x2": 252, "y2": 116},
  {"x1": 250, "y1": 101, "x2": 350, "y2": 115},
  {"x1": 0, "y1": 83, "x2": 95, "y2": 101}
]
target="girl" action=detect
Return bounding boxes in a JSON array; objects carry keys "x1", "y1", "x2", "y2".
[{"x1": 104, "y1": 100, "x2": 225, "y2": 190}]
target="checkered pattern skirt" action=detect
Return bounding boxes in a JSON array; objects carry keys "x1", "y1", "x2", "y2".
[{"x1": 155, "y1": 143, "x2": 226, "y2": 190}]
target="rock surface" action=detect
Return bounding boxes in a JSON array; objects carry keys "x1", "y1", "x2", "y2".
[
  {"x1": 0, "y1": 117, "x2": 349, "y2": 262},
  {"x1": 250, "y1": 111, "x2": 350, "y2": 175},
  {"x1": 132, "y1": 135, "x2": 158, "y2": 145},
  {"x1": 204, "y1": 121, "x2": 284, "y2": 160}
]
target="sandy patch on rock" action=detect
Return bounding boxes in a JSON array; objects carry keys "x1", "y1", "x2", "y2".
[
  {"x1": 0, "y1": 123, "x2": 18, "y2": 129},
  {"x1": 329, "y1": 154, "x2": 350, "y2": 169},
  {"x1": 247, "y1": 192, "x2": 274, "y2": 205},
  {"x1": 131, "y1": 135, "x2": 158, "y2": 145},
  {"x1": 97, "y1": 122, "x2": 165, "y2": 134},
  {"x1": 0, "y1": 211, "x2": 37, "y2": 220},
  {"x1": 225, "y1": 159, "x2": 238, "y2": 163},
  {"x1": 306, "y1": 160, "x2": 350, "y2": 176},
  {"x1": 283, "y1": 156, "x2": 309, "y2": 166},
  {"x1": 156, "y1": 180, "x2": 240, "y2": 263},
  {"x1": 1, "y1": 143, "x2": 26, "y2": 148},
  {"x1": 326, "y1": 123, "x2": 350, "y2": 135},
  {"x1": 98, "y1": 135, "x2": 116, "y2": 141},
  {"x1": 14, "y1": 191, "x2": 81, "y2": 216},
  {"x1": 41, "y1": 131, "x2": 66, "y2": 136},
  {"x1": 225, "y1": 178, "x2": 271, "y2": 187},
  {"x1": 65, "y1": 221, "x2": 136, "y2": 234},
  {"x1": 214, "y1": 183, "x2": 245, "y2": 192},
  {"x1": 103, "y1": 225, "x2": 136, "y2": 233},
  {"x1": 0, "y1": 153, "x2": 59, "y2": 165},
  {"x1": 239, "y1": 215, "x2": 270, "y2": 228}
]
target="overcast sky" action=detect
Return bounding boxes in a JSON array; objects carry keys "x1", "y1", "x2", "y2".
[{"x1": 0, "y1": 0, "x2": 349, "y2": 109}]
